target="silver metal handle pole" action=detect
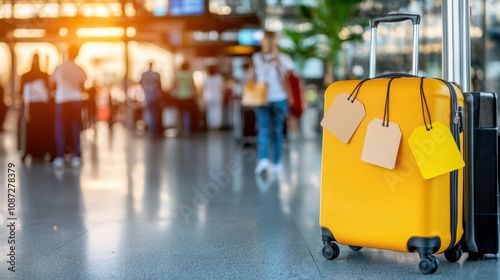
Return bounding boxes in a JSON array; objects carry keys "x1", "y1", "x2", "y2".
[
  {"x1": 369, "y1": 28, "x2": 377, "y2": 78},
  {"x1": 412, "y1": 24, "x2": 420, "y2": 76}
]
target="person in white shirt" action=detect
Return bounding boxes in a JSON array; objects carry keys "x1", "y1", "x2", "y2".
[
  {"x1": 50, "y1": 45, "x2": 87, "y2": 168},
  {"x1": 203, "y1": 65, "x2": 224, "y2": 129},
  {"x1": 252, "y1": 31, "x2": 295, "y2": 175}
]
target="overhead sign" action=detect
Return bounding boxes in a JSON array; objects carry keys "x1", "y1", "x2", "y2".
[
  {"x1": 170, "y1": 0, "x2": 204, "y2": 16},
  {"x1": 238, "y1": 29, "x2": 263, "y2": 46}
]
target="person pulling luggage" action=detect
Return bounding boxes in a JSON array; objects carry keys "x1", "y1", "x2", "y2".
[{"x1": 50, "y1": 45, "x2": 87, "y2": 168}]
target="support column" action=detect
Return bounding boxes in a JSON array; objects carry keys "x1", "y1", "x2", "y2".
[
  {"x1": 442, "y1": 0, "x2": 471, "y2": 91},
  {"x1": 460, "y1": 0, "x2": 471, "y2": 92},
  {"x1": 10, "y1": 0, "x2": 14, "y2": 18},
  {"x1": 8, "y1": 44, "x2": 17, "y2": 104},
  {"x1": 442, "y1": 0, "x2": 461, "y2": 84},
  {"x1": 124, "y1": 39, "x2": 135, "y2": 129},
  {"x1": 124, "y1": 40, "x2": 129, "y2": 96}
]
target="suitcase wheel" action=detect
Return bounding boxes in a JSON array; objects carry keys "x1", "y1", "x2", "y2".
[
  {"x1": 348, "y1": 245, "x2": 362, "y2": 251},
  {"x1": 444, "y1": 244, "x2": 463, "y2": 263},
  {"x1": 322, "y1": 242, "x2": 340, "y2": 260},
  {"x1": 418, "y1": 255, "x2": 439, "y2": 274}
]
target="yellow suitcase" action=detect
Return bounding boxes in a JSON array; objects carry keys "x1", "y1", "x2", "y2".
[{"x1": 319, "y1": 14, "x2": 464, "y2": 275}]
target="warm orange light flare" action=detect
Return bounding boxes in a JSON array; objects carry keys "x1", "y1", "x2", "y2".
[
  {"x1": 76, "y1": 28, "x2": 125, "y2": 38},
  {"x1": 13, "y1": 29, "x2": 46, "y2": 38}
]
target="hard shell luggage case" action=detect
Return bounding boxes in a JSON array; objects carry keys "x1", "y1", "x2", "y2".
[
  {"x1": 319, "y1": 14, "x2": 464, "y2": 274},
  {"x1": 232, "y1": 98, "x2": 243, "y2": 139},
  {"x1": 463, "y1": 92, "x2": 499, "y2": 258},
  {"x1": 20, "y1": 101, "x2": 57, "y2": 161},
  {"x1": 241, "y1": 106, "x2": 257, "y2": 146}
]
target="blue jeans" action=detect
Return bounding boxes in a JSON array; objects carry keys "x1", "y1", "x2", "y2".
[
  {"x1": 55, "y1": 102, "x2": 82, "y2": 157},
  {"x1": 255, "y1": 100, "x2": 288, "y2": 164}
]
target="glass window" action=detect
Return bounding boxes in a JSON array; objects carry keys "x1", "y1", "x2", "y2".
[
  {"x1": 485, "y1": 0, "x2": 500, "y2": 93},
  {"x1": 144, "y1": 0, "x2": 205, "y2": 16},
  {"x1": 80, "y1": 3, "x2": 123, "y2": 17},
  {"x1": 170, "y1": 0, "x2": 204, "y2": 15},
  {"x1": 14, "y1": 4, "x2": 39, "y2": 19},
  {"x1": 3, "y1": 1, "x2": 127, "y2": 18},
  {"x1": 144, "y1": 0, "x2": 169, "y2": 16},
  {"x1": 61, "y1": 3, "x2": 77, "y2": 17},
  {"x1": 209, "y1": 0, "x2": 256, "y2": 15},
  {"x1": 0, "y1": 4, "x2": 12, "y2": 19}
]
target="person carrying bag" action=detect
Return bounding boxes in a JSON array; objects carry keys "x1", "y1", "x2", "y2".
[{"x1": 251, "y1": 31, "x2": 295, "y2": 175}]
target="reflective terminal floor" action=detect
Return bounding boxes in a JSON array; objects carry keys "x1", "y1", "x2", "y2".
[{"x1": 0, "y1": 123, "x2": 498, "y2": 279}]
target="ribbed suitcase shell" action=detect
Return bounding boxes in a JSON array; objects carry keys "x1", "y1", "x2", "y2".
[{"x1": 320, "y1": 77, "x2": 464, "y2": 253}]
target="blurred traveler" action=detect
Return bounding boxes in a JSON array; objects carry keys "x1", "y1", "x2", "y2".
[
  {"x1": 19, "y1": 53, "x2": 53, "y2": 161},
  {"x1": 85, "y1": 83, "x2": 98, "y2": 129},
  {"x1": 50, "y1": 45, "x2": 87, "y2": 168},
  {"x1": 173, "y1": 62, "x2": 198, "y2": 136},
  {"x1": 140, "y1": 62, "x2": 163, "y2": 137},
  {"x1": 236, "y1": 62, "x2": 258, "y2": 143},
  {"x1": 203, "y1": 65, "x2": 224, "y2": 129},
  {"x1": 253, "y1": 31, "x2": 294, "y2": 175},
  {"x1": 241, "y1": 62, "x2": 254, "y2": 91},
  {"x1": 0, "y1": 82, "x2": 6, "y2": 131}
]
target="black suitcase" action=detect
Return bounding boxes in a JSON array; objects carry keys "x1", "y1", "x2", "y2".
[
  {"x1": 241, "y1": 107, "x2": 257, "y2": 146},
  {"x1": 21, "y1": 102, "x2": 57, "y2": 161},
  {"x1": 463, "y1": 91, "x2": 499, "y2": 258}
]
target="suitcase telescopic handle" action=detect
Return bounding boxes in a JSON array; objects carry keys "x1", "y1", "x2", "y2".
[
  {"x1": 370, "y1": 13, "x2": 421, "y2": 28},
  {"x1": 369, "y1": 13, "x2": 421, "y2": 78}
]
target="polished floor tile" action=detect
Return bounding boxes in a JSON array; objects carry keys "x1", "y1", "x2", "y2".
[{"x1": 0, "y1": 121, "x2": 498, "y2": 279}]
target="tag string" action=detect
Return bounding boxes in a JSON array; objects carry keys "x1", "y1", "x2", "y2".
[
  {"x1": 382, "y1": 77, "x2": 398, "y2": 127},
  {"x1": 348, "y1": 78, "x2": 371, "y2": 103},
  {"x1": 419, "y1": 77, "x2": 433, "y2": 131}
]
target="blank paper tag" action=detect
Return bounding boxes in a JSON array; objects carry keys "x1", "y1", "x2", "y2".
[
  {"x1": 321, "y1": 94, "x2": 366, "y2": 144},
  {"x1": 361, "y1": 119, "x2": 402, "y2": 169},
  {"x1": 408, "y1": 121, "x2": 465, "y2": 179}
]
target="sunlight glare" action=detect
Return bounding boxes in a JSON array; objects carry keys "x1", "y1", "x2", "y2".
[{"x1": 76, "y1": 27, "x2": 125, "y2": 38}]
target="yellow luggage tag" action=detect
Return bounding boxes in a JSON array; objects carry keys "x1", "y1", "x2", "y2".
[
  {"x1": 321, "y1": 79, "x2": 369, "y2": 144},
  {"x1": 408, "y1": 78, "x2": 465, "y2": 179},
  {"x1": 409, "y1": 121, "x2": 465, "y2": 179},
  {"x1": 361, "y1": 78, "x2": 402, "y2": 169}
]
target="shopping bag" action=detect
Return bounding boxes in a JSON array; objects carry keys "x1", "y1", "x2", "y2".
[{"x1": 242, "y1": 81, "x2": 268, "y2": 106}]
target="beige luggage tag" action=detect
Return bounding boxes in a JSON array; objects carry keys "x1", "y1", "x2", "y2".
[
  {"x1": 361, "y1": 119, "x2": 402, "y2": 169},
  {"x1": 408, "y1": 78, "x2": 465, "y2": 179},
  {"x1": 321, "y1": 79, "x2": 368, "y2": 144},
  {"x1": 361, "y1": 78, "x2": 402, "y2": 169}
]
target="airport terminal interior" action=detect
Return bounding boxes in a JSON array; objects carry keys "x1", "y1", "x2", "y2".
[
  {"x1": 0, "y1": 0, "x2": 499, "y2": 279},
  {"x1": 0, "y1": 114, "x2": 499, "y2": 279}
]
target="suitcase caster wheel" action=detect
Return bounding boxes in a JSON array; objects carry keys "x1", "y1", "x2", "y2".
[
  {"x1": 322, "y1": 243, "x2": 340, "y2": 260},
  {"x1": 349, "y1": 246, "x2": 362, "y2": 251},
  {"x1": 431, "y1": 256, "x2": 439, "y2": 273},
  {"x1": 418, "y1": 256, "x2": 438, "y2": 274},
  {"x1": 444, "y1": 245, "x2": 463, "y2": 263}
]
